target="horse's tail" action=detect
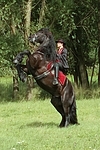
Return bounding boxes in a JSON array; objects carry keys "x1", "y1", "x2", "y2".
[{"x1": 70, "y1": 98, "x2": 78, "y2": 124}]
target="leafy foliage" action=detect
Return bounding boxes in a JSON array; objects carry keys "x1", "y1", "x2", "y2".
[{"x1": 0, "y1": 0, "x2": 99, "y2": 87}]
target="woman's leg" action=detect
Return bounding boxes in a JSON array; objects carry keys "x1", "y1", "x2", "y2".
[{"x1": 53, "y1": 63, "x2": 59, "y2": 85}]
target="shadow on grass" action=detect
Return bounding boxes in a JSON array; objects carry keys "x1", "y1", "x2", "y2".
[
  {"x1": 20, "y1": 121, "x2": 80, "y2": 129},
  {"x1": 20, "y1": 121, "x2": 58, "y2": 128},
  {"x1": 27, "y1": 121, "x2": 58, "y2": 127}
]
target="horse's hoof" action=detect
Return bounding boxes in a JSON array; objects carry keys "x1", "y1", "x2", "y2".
[
  {"x1": 76, "y1": 122, "x2": 80, "y2": 125},
  {"x1": 59, "y1": 124, "x2": 63, "y2": 128},
  {"x1": 59, "y1": 123, "x2": 65, "y2": 128}
]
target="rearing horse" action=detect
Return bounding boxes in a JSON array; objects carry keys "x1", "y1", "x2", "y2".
[{"x1": 13, "y1": 28, "x2": 78, "y2": 127}]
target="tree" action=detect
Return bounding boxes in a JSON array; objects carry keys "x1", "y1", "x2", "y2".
[
  {"x1": 0, "y1": 0, "x2": 100, "y2": 99},
  {"x1": 24, "y1": 0, "x2": 32, "y2": 42},
  {"x1": 38, "y1": 0, "x2": 46, "y2": 28},
  {"x1": 97, "y1": 1, "x2": 100, "y2": 85}
]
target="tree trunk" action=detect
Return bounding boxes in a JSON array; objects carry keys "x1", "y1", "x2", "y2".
[
  {"x1": 26, "y1": 76, "x2": 34, "y2": 100},
  {"x1": 24, "y1": 0, "x2": 32, "y2": 42},
  {"x1": 10, "y1": 16, "x2": 20, "y2": 99},
  {"x1": 79, "y1": 63, "x2": 89, "y2": 88},
  {"x1": 38, "y1": 0, "x2": 46, "y2": 28},
  {"x1": 70, "y1": 29, "x2": 89, "y2": 88},
  {"x1": 98, "y1": 2, "x2": 100, "y2": 85},
  {"x1": 13, "y1": 75, "x2": 19, "y2": 99},
  {"x1": 90, "y1": 48, "x2": 97, "y2": 85},
  {"x1": 77, "y1": 40, "x2": 89, "y2": 88},
  {"x1": 74, "y1": 14, "x2": 89, "y2": 88},
  {"x1": 24, "y1": 0, "x2": 34, "y2": 100}
]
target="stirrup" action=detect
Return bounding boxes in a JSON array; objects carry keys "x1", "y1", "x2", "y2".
[{"x1": 53, "y1": 78, "x2": 58, "y2": 85}]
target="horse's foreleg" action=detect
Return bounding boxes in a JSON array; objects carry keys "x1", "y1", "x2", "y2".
[
  {"x1": 20, "y1": 64, "x2": 30, "y2": 75},
  {"x1": 15, "y1": 65, "x2": 27, "y2": 82},
  {"x1": 51, "y1": 96, "x2": 66, "y2": 127}
]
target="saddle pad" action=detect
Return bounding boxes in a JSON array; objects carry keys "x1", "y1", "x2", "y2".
[
  {"x1": 58, "y1": 71, "x2": 66, "y2": 85},
  {"x1": 47, "y1": 62, "x2": 53, "y2": 69}
]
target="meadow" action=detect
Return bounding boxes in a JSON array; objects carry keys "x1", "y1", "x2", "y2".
[
  {"x1": 0, "y1": 76, "x2": 100, "y2": 150},
  {"x1": 0, "y1": 99, "x2": 100, "y2": 150}
]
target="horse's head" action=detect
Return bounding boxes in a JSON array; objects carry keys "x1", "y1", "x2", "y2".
[
  {"x1": 29, "y1": 28, "x2": 56, "y2": 61},
  {"x1": 28, "y1": 28, "x2": 49, "y2": 45}
]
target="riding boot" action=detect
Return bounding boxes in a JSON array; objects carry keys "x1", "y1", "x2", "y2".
[{"x1": 53, "y1": 63, "x2": 59, "y2": 85}]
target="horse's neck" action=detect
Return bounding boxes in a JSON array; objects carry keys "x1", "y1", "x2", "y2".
[
  {"x1": 36, "y1": 59, "x2": 51, "y2": 75},
  {"x1": 32, "y1": 52, "x2": 47, "y2": 69},
  {"x1": 41, "y1": 37, "x2": 49, "y2": 47},
  {"x1": 35, "y1": 36, "x2": 56, "y2": 61},
  {"x1": 37, "y1": 45, "x2": 55, "y2": 62},
  {"x1": 39, "y1": 59, "x2": 48, "y2": 70}
]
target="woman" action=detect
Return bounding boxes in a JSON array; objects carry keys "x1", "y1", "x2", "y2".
[{"x1": 53, "y1": 39, "x2": 69, "y2": 85}]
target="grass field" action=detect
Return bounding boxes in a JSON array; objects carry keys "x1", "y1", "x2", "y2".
[{"x1": 0, "y1": 99, "x2": 100, "y2": 150}]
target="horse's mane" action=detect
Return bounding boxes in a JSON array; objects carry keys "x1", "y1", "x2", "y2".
[{"x1": 38, "y1": 28, "x2": 56, "y2": 61}]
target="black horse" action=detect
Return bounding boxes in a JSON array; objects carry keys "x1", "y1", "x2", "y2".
[{"x1": 13, "y1": 28, "x2": 78, "y2": 127}]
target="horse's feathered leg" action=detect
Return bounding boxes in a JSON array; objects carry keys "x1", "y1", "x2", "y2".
[
  {"x1": 13, "y1": 50, "x2": 31, "y2": 65},
  {"x1": 13, "y1": 50, "x2": 31, "y2": 82},
  {"x1": 61, "y1": 80, "x2": 78, "y2": 127},
  {"x1": 62, "y1": 105, "x2": 70, "y2": 127},
  {"x1": 51, "y1": 96, "x2": 66, "y2": 127}
]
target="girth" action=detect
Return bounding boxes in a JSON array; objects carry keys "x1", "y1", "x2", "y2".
[{"x1": 34, "y1": 64, "x2": 53, "y2": 80}]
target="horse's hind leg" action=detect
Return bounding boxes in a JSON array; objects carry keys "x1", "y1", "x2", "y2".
[
  {"x1": 51, "y1": 96, "x2": 66, "y2": 127},
  {"x1": 61, "y1": 91, "x2": 78, "y2": 127},
  {"x1": 62, "y1": 103, "x2": 70, "y2": 127},
  {"x1": 61, "y1": 92, "x2": 72, "y2": 127},
  {"x1": 70, "y1": 99, "x2": 78, "y2": 124}
]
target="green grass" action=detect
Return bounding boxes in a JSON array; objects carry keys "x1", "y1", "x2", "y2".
[{"x1": 0, "y1": 99, "x2": 100, "y2": 150}]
